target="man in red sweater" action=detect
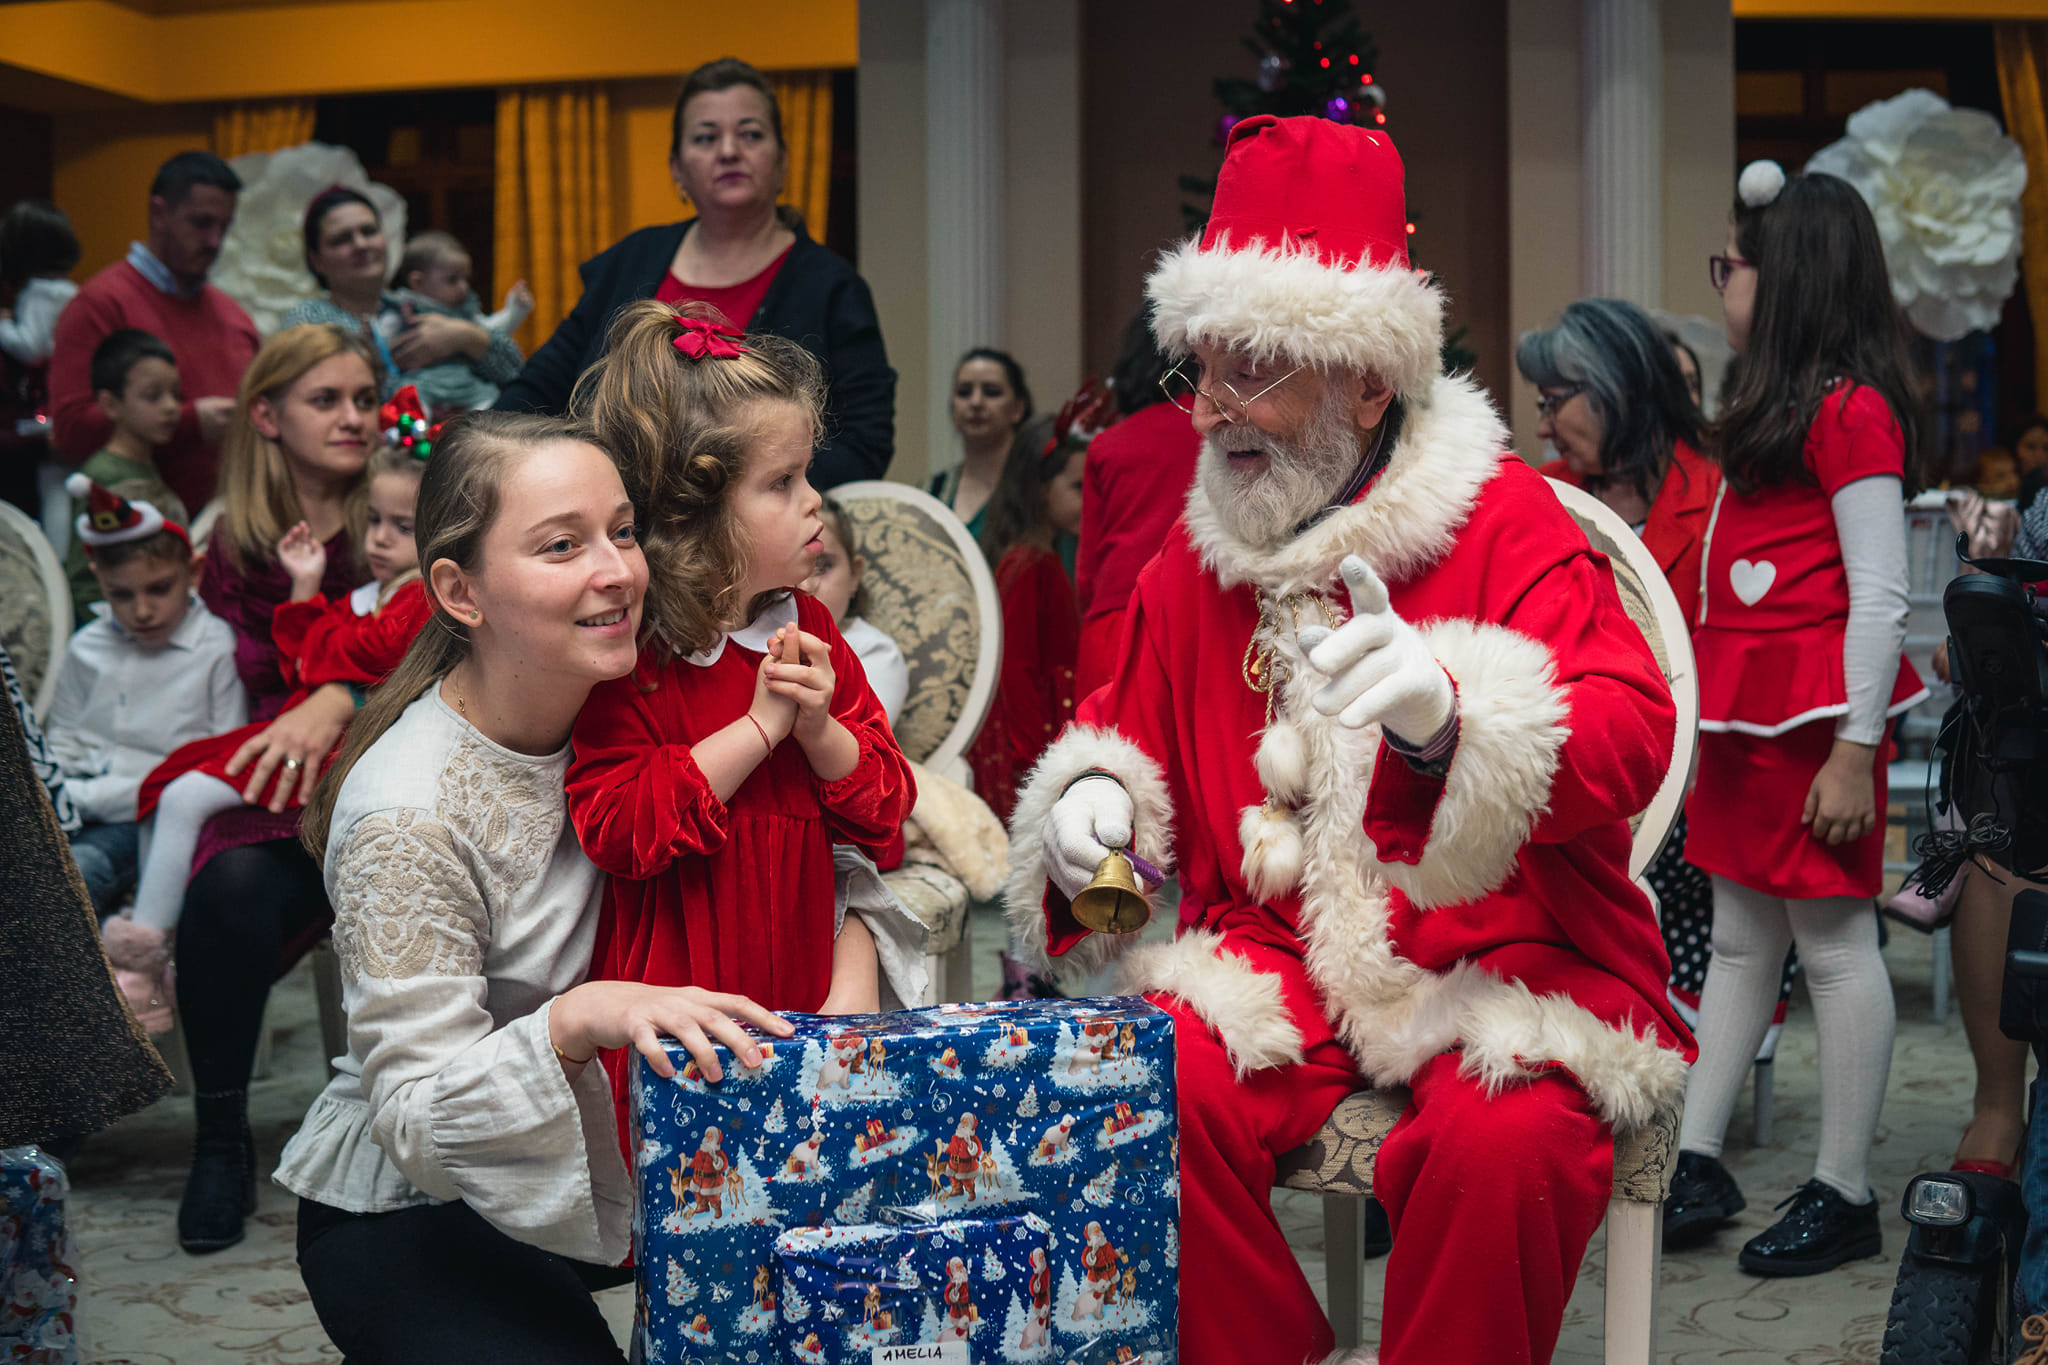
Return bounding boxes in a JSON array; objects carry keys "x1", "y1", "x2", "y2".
[{"x1": 49, "y1": 152, "x2": 258, "y2": 512}]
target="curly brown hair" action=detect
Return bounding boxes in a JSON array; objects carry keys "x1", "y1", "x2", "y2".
[{"x1": 571, "y1": 299, "x2": 825, "y2": 659}]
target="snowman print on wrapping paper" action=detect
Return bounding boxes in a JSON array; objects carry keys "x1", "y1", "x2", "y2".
[{"x1": 1729, "y1": 558, "x2": 1776, "y2": 606}]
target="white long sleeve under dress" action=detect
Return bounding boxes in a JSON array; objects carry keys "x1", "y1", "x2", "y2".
[{"x1": 273, "y1": 688, "x2": 632, "y2": 1265}]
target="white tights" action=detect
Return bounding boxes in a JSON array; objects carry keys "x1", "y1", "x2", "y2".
[
  {"x1": 130, "y1": 772, "x2": 242, "y2": 932},
  {"x1": 1676, "y1": 875, "x2": 1895, "y2": 1202}
]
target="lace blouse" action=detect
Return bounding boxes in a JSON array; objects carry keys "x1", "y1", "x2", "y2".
[{"x1": 273, "y1": 687, "x2": 632, "y2": 1264}]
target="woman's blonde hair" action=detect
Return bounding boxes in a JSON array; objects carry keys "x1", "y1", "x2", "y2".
[
  {"x1": 216, "y1": 324, "x2": 379, "y2": 573},
  {"x1": 301, "y1": 411, "x2": 593, "y2": 863},
  {"x1": 571, "y1": 299, "x2": 824, "y2": 659}
]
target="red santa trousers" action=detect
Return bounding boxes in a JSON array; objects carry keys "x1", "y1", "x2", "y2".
[{"x1": 1161, "y1": 939, "x2": 1615, "y2": 1365}]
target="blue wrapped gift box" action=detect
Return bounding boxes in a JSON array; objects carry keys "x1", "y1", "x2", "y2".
[{"x1": 630, "y1": 997, "x2": 1179, "y2": 1364}]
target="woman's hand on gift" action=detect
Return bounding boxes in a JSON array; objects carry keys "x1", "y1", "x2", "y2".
[
  {"x1": 223, "y1": 683, "x2": 355, "y2": 811},
  {"x1": 1803, "y1": 737, "x2": 1878, "y2": 846},
  {"x1": 553, "y1": 981, "x2": 793, "y2": 1083}
]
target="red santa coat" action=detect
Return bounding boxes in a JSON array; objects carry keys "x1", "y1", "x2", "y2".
[
  {"x1": 1029, "y1": 1265, "x2": 1050, "y2": 1308},
  {"x1": 943, "y1": 1277, "x2": 973, "y2": 1318},
  {"x1": 947, "y1": 1129, "x2": 982, "y2": 1179},
  {"x1": 689, "y1": 1145, "x2": 727, "y2": 1196},
  {"x1": 1075, "y1": 401, "x2": 1204, "y2": 699},
  {"x1": 967, "y1": 544, "x2": 1080, "y2": 823},
  {"x1": 1081, "y1": 1237, "x2": 1118, "y2": 1284},
  {"x1": 1006, "y1": 376, "x2": 1693, "y2": 1130}
]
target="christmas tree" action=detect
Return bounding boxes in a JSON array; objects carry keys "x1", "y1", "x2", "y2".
[
  {"x1": 1164, "y1": 1224, "x2": 1180, "y2": 1269},
  {"x1": 764, "y1": 1097, "x2": 788, "y2": 1133},
  {"x1": 1082, "y1": 1163, "x2": 1119, "y2": 1208},
  {"x1": 1017, "y1": 1084, "x2": 1040, "y2": 1118},
  {"x1": 982, "y1": 1245, "x2": 1008, "y2": 1280},
  {"x1": 835, "y1": 1180, "x2": 875, "y2": 1224},
  {"x1": 665, "y1": 1256, "x2": 697, "y2": 1307},
  {"x1": 1182, "y1": 0, "x2": 1475, "y2": 373}
]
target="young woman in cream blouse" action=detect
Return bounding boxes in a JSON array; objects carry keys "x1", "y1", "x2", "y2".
[{"x1": 275, "y1": 410, "x2": 792, "y2": 1362}]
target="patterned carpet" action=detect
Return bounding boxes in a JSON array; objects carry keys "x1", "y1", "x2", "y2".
[{"x1": 57, "y1": 909, "x2": 1987, "y2": 1364}]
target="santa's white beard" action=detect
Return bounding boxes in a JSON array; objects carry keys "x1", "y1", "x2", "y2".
[{"x1": 1196, "y1": 390, "x2": 1364, "y2": 552}]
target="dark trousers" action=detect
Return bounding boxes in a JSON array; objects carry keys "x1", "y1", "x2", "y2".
[
  {"x1": 69, "y1": 820, "x2": 139, "y2": 917},
  {"x1": 174, "y1": 839, "x2": 329, "y2": 1093},
  {"x1": 297, "y1": 1197, "x2": 632, "y2": 1364}
]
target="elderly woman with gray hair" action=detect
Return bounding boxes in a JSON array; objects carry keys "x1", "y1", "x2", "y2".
[{"x1": 1518, "y1": 297, "x2": 1794, "y2": 1059}]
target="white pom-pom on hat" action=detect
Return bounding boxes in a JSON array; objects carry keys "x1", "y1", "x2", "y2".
[{"x1": 1738, "y1": 160, "x2": 1787, "y2": 209}]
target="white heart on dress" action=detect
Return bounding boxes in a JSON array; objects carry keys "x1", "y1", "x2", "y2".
[{"x1": 1729, "y1": 558, "x2": 1776, "y2": 606}]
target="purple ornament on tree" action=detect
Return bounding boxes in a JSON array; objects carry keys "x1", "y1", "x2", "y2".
[
  {"x1": 1324, "y1": 95, "x2": 1350, "y2": 122},
  {"x1": 1216, "y1": 112, "x2": 1243, "y2": 145}
]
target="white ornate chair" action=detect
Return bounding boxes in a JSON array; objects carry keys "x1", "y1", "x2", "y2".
[
  {"x1": 1276, "y1": 482, "x2": 1696, "y2": 1365},
  {"x1": 824, "y1": 481, "x2": 1004, "y2": 1004},
  {"x1": 0, "y1": 496, "x2": 73, "y2": 723}
]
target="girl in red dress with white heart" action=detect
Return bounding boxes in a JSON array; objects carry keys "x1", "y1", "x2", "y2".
[
  {"x1": 1669, "y1": 162, "x2": 1928, "y2": 1276},
  {"x1": 564, "y1": 302, "x2": 916, "y2": 1161}
]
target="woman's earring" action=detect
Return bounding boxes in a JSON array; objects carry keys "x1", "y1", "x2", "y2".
[{"x1": 470, "y1": 612, "x2": 481, "y2": 623}]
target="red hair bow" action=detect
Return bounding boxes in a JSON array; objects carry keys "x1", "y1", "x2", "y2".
[{"x1": 672, "y1": 316, "x2": 751, "y2": 360}]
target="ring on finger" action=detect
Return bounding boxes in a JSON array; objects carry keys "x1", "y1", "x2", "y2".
[{"x1": 282, "y1": 756, "x2": 304, "y2": 772}]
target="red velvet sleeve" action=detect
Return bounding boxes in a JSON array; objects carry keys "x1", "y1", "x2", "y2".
[
  {"x1": 292, "y1": 581, "x2": 434, "y2": 689},
  {"x1": 269, "y1": 596, "x2": 335, "y2": 690},
  {"x1": 806, "y1": 599, "x2": 917, "y2": 855},
  {"x1": 566, "y1": 662, "x2": 731, "y2": 880}
]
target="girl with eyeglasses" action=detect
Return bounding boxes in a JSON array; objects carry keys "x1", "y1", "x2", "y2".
[{"x1": 1664, "y1": 162, "x2": 1927, "y2": 1277}]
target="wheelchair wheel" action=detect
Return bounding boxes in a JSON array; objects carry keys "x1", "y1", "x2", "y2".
[{"x1": 1879, "y1": 1258, "x2": 1999, "y2": 1365}]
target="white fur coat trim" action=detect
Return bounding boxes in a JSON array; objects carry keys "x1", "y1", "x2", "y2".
[
  {"x1": 1118, "y1": 929, "x2": 1306, "y2": 1077},
  {"x1": 1003, "y1": 725, "x2": 1175, "y2": 981},
  {"x1": 1184, "y1": 373, "x2": 1508, "y2": 597},
  {"x1": 1377, "y1": 619, "x2": 1569, "y2": 908},
  {"x1": 1146, "y1": 232, "x2": 1446, "y2": 401}
]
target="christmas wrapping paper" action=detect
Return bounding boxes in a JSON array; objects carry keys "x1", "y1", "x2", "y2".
[
  {"x1": 774, "y1": 1215, "x2": 1048, "y2": 1361},
  {"x1": 1, "y1": 1147, "x2": 79, "y2": 1364},
  {"x1": 631, "y1": 997, "x2": 1179, "y2": 1364}
]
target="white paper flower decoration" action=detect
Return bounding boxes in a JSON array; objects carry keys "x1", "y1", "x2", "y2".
[
  {"x1": 209, "y1": 141, "x2": 408, "y2": 336},
  {"x1": 1805, "y1": 88, "x2": 2027, "y2": 341}
]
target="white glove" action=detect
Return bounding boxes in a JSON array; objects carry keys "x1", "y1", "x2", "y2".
[
  {"x1": 1297, "y1": 555, "x2": 1454, "y2": 742},
  {"x1": 1044, "y1": 775, "x2": 1135, "y2": 902}
]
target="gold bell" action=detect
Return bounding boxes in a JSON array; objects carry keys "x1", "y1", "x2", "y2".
[{"x1": 1071, "y1": 851, "x2": 1151, "y2": 936}]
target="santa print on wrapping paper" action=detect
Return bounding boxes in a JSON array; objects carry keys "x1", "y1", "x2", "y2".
[
  {"x1": 1074, "y1": 1221, "x2": 1121, "y2": 1322},
  {"x1": 660, "y1": 1126, "x2": 772, "y2": 1232},
  {"x1": 946, "y1": 1114, "x2": 983, "y2": 1200},
  {"x1": 1020, "y1": 1246, "x2": 1052, "y2": 1350},
  {"x1": 939, "y1": 1254, "x2": 979, "y2": 1341}
]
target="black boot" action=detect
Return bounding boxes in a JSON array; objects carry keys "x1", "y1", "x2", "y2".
[
  {"x1": 1737, "y1": 1179, "x2": 1882, "y2": 1276},
  {"x1": 179, "y1": 1088, "x2": 256, "y2": 1254},
  {"x1": 1664, "y1": 1150, "x2": 1746, "y2": 1248}
]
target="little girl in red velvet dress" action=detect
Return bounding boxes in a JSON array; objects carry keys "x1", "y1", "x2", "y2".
[
  {"x1": 100, "y1": 438, "x2": 432, "y2": 990},
  {"x1": 565, "y1": 302, "x2": 915, "y2": 1144}
]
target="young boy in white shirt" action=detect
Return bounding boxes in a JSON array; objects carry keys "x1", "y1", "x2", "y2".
[{"x1": 45, "y1": 476, "x2": 243, "y2": 1026}]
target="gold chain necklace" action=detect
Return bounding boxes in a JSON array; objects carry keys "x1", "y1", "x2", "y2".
[{"x1": 1242, "y1": 589, "x2": 1336, "y2": 726}]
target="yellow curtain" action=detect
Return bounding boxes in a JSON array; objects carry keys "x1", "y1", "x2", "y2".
[
  {"x1": 1996, "y1": 24, "x2": 2048, "y2": 412},
  {"x1": 771, "y1": 71, "x2": 833, "y2": 242},
  {"x1": 495, "y1": 85, "x2": 614, "y2": 357},
  {"x1": 211, "y1": 100, "x2": 316, "y2": 158}
]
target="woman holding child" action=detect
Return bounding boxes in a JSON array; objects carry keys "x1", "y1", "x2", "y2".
[{"x1": 281, "y1": 302, "x2": 914, "y2": 1358}]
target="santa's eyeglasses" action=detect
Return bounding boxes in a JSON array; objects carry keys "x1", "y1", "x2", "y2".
[{"x1": 1159, "y1": 360, "x2": 1302, "y2": 418}]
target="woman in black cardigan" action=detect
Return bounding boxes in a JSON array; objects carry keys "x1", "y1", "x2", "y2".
[{"x1": 497, "y1": 59, "x2": 895, "y2": 489}]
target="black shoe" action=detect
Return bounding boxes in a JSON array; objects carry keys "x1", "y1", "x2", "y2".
[
  {"x1": 1737, "y1": 1179, "x2": 1883, "y2": 1276},
  {"x1": 1362, "y1": 1197, "x2": 1392, "y2": 1260},
  {"x1": 178, "y1": 1089, "x2": 257, "y2": 1254},
  {"x1": 1664, "y1": 1150, "x2": 1746, "y2": 1247}
]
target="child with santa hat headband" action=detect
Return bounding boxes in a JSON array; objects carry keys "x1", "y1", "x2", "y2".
[{"x1": 43, "y1": 476, "x2": 242, "y2": 1026}]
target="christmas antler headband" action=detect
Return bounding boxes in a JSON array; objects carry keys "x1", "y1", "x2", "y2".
[
  {"x1": 380, "y1": 385, "x2": 443, "y2": 461},
  {"x1": 672, "y1": 314, "x2": 751, "y2": 361},
  {"x1": 1043, "y1": 378, "x2": 1121, "y2": 457}
]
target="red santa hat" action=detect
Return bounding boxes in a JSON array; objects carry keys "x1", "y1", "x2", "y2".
[
  {"x1": 1146, "y1": 114, "x2": 1444, "y2": 401},
  {"x1": 67, "y1": 473, "x2": 189, "y2": 553}
]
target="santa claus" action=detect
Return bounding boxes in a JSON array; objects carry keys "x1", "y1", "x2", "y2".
[
  {"x1": 1072, "y1": 1221, "x2": 1118, "y2": 1321},
  {"x1": 686, "y1": 1127, "x2": 729, "y2": 1220},
  {"x1": 1020, "y1": 1246, "x2": 1051, "y2": 1349},
  {"x1": 939, "y1": 1255, "x2": 976, "y2": 1340},
  {"x1": 945, "y1": 1113, "x2": 983, "y2": 1199},
  {"x1": 1004, "y1": 115, "x2": 1693, "y2": 1365}
]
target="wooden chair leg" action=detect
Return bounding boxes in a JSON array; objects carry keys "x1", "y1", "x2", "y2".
[
  {"x1": 1602, "y1": 1197, "x2": 1661, "y2": 1365},
  {"x1": 1323, "y1": 1194, "x2": 1365, "y2": 1349}
]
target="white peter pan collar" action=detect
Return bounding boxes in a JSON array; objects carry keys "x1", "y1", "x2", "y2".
[{"x1": 683, "y1": 594, "x2": 799, "y2": 668}]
